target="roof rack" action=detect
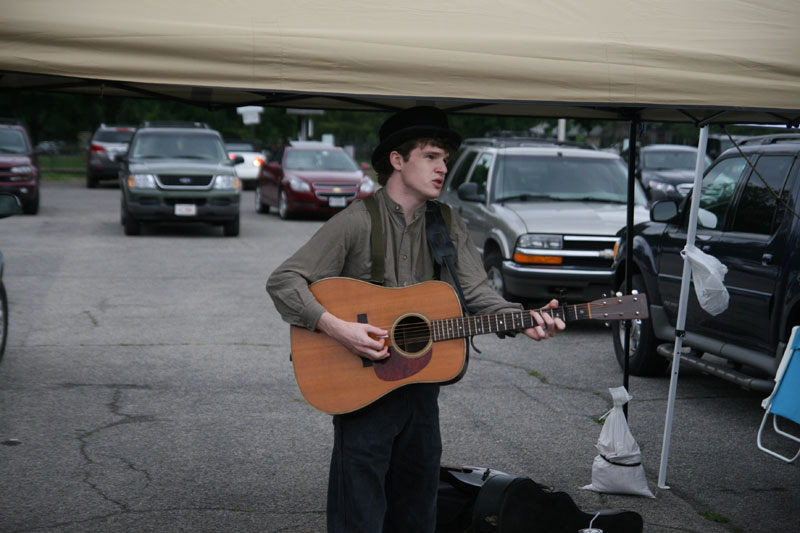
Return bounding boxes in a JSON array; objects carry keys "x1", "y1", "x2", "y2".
[
  {"x1": 139, "y1": 120, "x2": 210, "y2": 129},
  {"x1": 462, "y1": 136, "x2": 596, "y2": 150},
  {"x1": 738, "y1": 133, "x2": 800, "y2": 146}
]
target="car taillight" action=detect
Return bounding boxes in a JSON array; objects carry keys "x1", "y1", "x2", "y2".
[
  {"x1": 253, "y1": 157, "x2": 264, "y2": 167},
  {"x1": 90, "y1": 144, "x2": 106, "y2": 153},
  {"x1": 228, "y1": 153, "x2": 237, "y2": 160}
]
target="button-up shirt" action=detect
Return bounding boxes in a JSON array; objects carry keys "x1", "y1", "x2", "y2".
[{"x1": 267, "y1": 187, "x2": 522, "y2": 331}]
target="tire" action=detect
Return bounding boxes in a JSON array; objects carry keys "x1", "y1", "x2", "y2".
[
  {"x1": 278, "y1": 189, "x2": 292, "y2": 220},
  {"x1": 22, "y1": 193, "x2": 39, "y2": 215},
  {"x1": 123, "y1": 212, "x2": 141, "y2": 236},
  {"x1": 255, "y1": 186, "x2": 269, "y2": 214},
  {"x1": 0, "y1": 281, "x2": 8, "y2": 363},
  {"x1": 484, "y1": 250, "x2": 510, "y2": 299},
  {"x1": 611, "y1": 274, "x2": 666, "y2": 376},
  {"x1": 223, "y1": 216, "x2": 240, "y2": 237}
]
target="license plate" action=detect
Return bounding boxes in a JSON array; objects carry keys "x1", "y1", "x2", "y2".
[
  {"x1": 174, "y1": 203, "x2": 197, "y2": 216},
  {"x1": 329, "y1": 196, "x2": 346, "y2": 207}
]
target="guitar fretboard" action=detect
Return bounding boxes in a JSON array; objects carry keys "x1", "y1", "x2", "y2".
[{"x1": 431, "y1": 304, "x2": 594, "y2": 342}]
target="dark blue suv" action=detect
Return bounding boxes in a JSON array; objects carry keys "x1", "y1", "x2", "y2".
[{"x1": 611, "y1": 139, "x2": 800, "y2": 392}]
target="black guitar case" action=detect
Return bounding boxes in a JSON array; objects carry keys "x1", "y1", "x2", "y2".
[{"x1": 436, "y1": 466, "x2": 643, "y2": 533}]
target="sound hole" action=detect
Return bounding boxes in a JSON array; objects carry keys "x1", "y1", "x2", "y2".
[{"x1": 392, "y1": 314, "x2": 431, "y2": 357}]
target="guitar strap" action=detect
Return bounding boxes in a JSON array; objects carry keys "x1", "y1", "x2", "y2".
[{"x1": 424, "y1": 201, "x2": 469, "y2": 315}]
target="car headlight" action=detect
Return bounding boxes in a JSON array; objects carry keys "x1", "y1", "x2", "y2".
[
  {"x1": 647, "y1": 180, "x2": 677, "y2": 194},
  {"x1": 127, "y1": 174, "x2": 156, "y2": 189},
  {"x1": 288, "y1": 177, "x2": 311, "y2": 193},
  {"x1": 359, "y1": 177, "x2": 376, "y2": 194},
  {"x1": 213, "y1": 175, "x2": 242, "y2": 191},
  {"x1": 514, "y1": 234, "x2": 564, "y2": 265},
  {"x1": 10, "y1": 165, "x2": 34, "y2": 175}
]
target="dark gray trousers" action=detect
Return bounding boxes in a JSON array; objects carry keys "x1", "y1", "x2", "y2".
[{"x1": 327, "y1": 384, "x2": 442, "y2": 533}]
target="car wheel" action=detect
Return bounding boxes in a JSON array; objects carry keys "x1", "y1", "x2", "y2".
[
  {"x1": 123, "y1": 212, "x2": 141, "y2": 236},
  {"x1": 611, "y1": 274, "x2": 666, "y2": 376},
  {"x1": 484, "y1": 250, "x2": 510, "y2": 299},
  {"x1": 223, "y1": 216, "x2": 240, "y2": 237},
  {"x1": 22, "y1": 193, "x2": 39, "y2": 215},
  {"x1": 0, "y1": 281, "x2": 7, "y2": 362},
  {"x1": 278, "y1": 189, "x2": 292, "y2": 220},
  {"x1": 255, "y1": 186, "x2": 269, "y2": 214}
]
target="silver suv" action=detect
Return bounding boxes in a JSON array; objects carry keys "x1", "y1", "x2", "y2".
[{"x1": 440, "y1": 138, "x2": 650, "y2": 304}]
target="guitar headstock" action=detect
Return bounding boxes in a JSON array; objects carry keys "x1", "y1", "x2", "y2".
[{"x1": 588, "y1": 292, "x2": 649, "y2": 320}]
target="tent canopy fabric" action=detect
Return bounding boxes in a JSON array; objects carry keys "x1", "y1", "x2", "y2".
[{"x1": 2, "y1": 0, "x2": 800, "y2": 124}]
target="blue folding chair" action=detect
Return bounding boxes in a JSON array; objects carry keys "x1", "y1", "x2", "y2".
[{"x1": 757, "y1": 326, "x2": 800, "y2": 462}]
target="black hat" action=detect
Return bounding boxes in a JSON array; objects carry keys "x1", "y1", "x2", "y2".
[{"x1": 371, "y1": 106, "x2": 462, "y2": 179}]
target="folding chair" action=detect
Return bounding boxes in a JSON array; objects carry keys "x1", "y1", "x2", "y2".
[{"x1": 757, "y1": 325, "x2": 800, "y2": 462}]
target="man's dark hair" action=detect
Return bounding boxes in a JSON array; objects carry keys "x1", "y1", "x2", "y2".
[{"x1": 374, "y1": 137, "x2": 458, "y2": 185}]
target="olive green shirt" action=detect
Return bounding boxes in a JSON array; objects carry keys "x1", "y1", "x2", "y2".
[{"x1": 267, "y1": 187, "x2": 523, "y2": 331}]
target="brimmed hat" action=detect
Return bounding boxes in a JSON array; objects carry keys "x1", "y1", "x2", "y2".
[{"x1": 371, "y1": 106, "x2": 462, "y2": 181}]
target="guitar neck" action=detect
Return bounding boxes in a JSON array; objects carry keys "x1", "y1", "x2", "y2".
[{"x1": 431, "y1": 303, "x2": 595, "y2": 342}]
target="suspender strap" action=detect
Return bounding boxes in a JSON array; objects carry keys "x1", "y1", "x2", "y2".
[
  {"x1": 363, "y1": 195, "x2": 385, "y2": 285},
  {"x1": 425, "y1": 201, "x2": 467, "y2": 313}
]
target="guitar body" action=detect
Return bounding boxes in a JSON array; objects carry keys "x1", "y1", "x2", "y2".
[{"x1": 291, "y1": 278, "x2": 466, "y2": 415}]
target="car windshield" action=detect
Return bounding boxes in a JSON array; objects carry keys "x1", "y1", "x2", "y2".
[
  {"x1": 493, "y1": 155, "x2": 647, "y2": 205},
  {"x1": 285, "y1": 149, "x2": 359, "y2": 171},
  {"x1": 94, "y1": 129, "x2": 134, "y2": 143},
  {"x1": 0, "y1": 129, "x2": 30, "y2": 154},
  {"x1": 642, "y1": 150, "x2": 698, "y2": 170},
  {"x1": 130, "y1": 132, "x2": 227, "y2": 160}
]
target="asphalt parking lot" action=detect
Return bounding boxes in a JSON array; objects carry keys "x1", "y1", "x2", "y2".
[{"x1": 0, "y1": 180, "x2": 797, "y2": 532}]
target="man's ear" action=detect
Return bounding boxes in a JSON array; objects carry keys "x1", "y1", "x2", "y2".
[{"x1": 389, "y1": 150, "x2": 404, "y2": 171}]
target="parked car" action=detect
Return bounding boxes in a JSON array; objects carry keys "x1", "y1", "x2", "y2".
[
  {"x1": 255, "y1": 140, "x2": 375, "y2": 219},
  {"x1": 225, "y1": 139, "x2": 266, "y2": 190},
  {"x1": 632, "y1": 144, "x2": 712, "y2": 202},
  {"x1": 0, "y1": 119, "x2": 40, "y2": 214},
  {"x1": 0, "y1": 192, "x2": 22, "y2": 362},
  {"x1": 119, "y1": 121, "x2": 243, "y2": 236},
  {"x1": 439, "y1": 138, "x2": 650, "y2": 304},
  {"x1": 87, "y1": 124, "x2": 136, "y2": 188},
  {"x1": 610, "y1": 139, "x2": 800, "y2": 391}
]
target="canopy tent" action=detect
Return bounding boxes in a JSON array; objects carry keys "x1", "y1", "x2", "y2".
[
  {"x1": 2, "y1": 0, "x2": 799, "y2": 126},
  {"x1": 3, "y1": 0, "x2": 800, "y2": 490}
]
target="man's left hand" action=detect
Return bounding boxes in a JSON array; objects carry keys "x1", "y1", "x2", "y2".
[{"x1": 522, "y1": 299, "x2": 565, "y2": 340}]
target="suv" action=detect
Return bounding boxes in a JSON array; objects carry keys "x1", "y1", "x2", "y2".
[
  {"x1": 0, "y1": 119, "x2": 40, "y2": 214},
  {"x1": 611, "y1": 140, "x2": 800, "y2": 391},
  {"x1": 87, "y1": 124, "x2": 136, "y2": 188},
  {"x1": 119, "y1": 122, "x2": 243, "y2": 236},
  {"x1": 440, "y1": 138, "x2": 650, "y2": 304},
  {"x1": 632, "y1": 144, "x2": 712, "y2": 202}
]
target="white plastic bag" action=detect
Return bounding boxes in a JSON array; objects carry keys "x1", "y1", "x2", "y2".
[
  {"x1": 582, "y1": 386, "x2": 655, "y2": 498},
  {"x1": 681, "y1": 244, "x2": 729, "y2": 316}
]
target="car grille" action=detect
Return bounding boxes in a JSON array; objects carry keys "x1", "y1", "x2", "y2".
[
  {"x1": 313, "y1": 182, "x2": 358, "y2": 201},
  {"x1": 156, "y1": 175, "x2": 214, "y2": 188},
  {"x1": 561, "y1": 235, "x2": 617, "y2": 268}
]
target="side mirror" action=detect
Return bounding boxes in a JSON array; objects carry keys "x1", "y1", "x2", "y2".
[
  {"x1": 651, "y1": 200, "x2": 679, "y2": 222},
  {"x1": 457, "y1": 182, "x2": 485, "y2": 202},
  {"x1": 0, "y1": 193, "x2": 22, "y2": 219}
]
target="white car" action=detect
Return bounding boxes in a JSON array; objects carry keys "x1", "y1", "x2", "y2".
[
  {"x1": 225, "y1": 140, "x2": 267, "y2": 190},
  {"x1": 440, "y1": 138, "x2": 650, "y2": 304}
]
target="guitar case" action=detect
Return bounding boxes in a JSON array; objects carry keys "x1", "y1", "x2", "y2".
[{"x1": 436, "y1": 466, "x2": 643, "y2": 533}]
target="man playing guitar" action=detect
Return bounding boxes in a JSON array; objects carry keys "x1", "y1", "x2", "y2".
[{"x1": 267, "y1": 106, "x2": 565, "y2": 532}]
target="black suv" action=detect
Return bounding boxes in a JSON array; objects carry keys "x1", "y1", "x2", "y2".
[
  {"x1": 119, "y1": 122, "x2": 243, "y2": 236},
  {"x1": 611, "y1": 140, "x2": 800, "y2": 392},
  {"x1": 0, "y1": 119, "x2": 40, "y2": 214},
  {"x1": 87, "y1": 123, "x2": 135, "y2": 188}
]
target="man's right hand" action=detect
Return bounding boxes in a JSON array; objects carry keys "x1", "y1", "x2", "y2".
[{"x1": 317, "y1": 311, "x2": 390, "y2": 360}]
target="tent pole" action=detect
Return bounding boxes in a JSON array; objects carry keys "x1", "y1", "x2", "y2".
[
  {"x1": 657, "y1": 125, "x2": 709, "y2": 489},
  {"x1": 622, "y1": 118, "x2": 638, "y2": 418}
]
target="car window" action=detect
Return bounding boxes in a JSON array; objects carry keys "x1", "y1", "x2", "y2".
[
  {"x1": 643, "y1": 150, "x2": 698, "y2": 170},
  {"x1": 446, "y1": 150, "x2": 478, "y2": 191},
  {"x1": 285, "y1": 149, "x2": 358, "y2": 171},
  {"x1": 730, "y1": 155, "x2": 795, "y2": 235},
  {"x1": 94, "y1": 130, "x2": 134, "y2": 143},
  {"x1": 0, "y1": 129, "x2": 29, "y2": 153},
  {"x1": 131, "y1": 132, "x2": 227, "y2": 160},
  {"x1": 493, "y1": 155, "x2": 646, "y2": 204},
  {"x1": 469, "y1": 153, "x2": 493, "y2": 195},
  {"x1": 697, "y1": 156, "x2": 748, "y2": 230}
]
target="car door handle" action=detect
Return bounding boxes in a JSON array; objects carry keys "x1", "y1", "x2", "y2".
[
  {"x1": 762, "y1": 253, "x2": 773, "y2": 266},
  {"x1": 696, "y1": 234, "x2": 712, "y2": 242}
]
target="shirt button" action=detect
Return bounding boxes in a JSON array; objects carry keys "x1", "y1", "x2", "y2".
[
  {"x1": 402, "y1": 255, "x2": 407, "y2": 260},
  {"x1": 394, "y1": 205, "x2": 400, "y2": 211}
]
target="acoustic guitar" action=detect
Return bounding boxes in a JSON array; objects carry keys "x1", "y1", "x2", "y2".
[{"x1": 290, "y1": 277, "x2": 648, "y2": 415}]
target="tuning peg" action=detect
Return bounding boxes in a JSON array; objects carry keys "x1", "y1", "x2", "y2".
[
  {"x1": 631, "y1": 289, "x2": 639, "y2": 295},
  {"x1": 615, "y1": 291, "x2": 622, "y2": 297}
]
